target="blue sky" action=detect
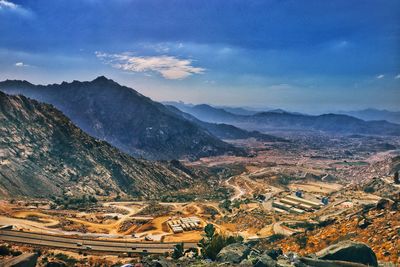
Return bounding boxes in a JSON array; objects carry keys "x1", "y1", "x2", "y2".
[{"x1": 0, "y1": 0, "x2": 399, "y2": 113}]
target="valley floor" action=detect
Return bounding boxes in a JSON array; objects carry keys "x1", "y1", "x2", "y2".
[{"x1": 1, "y1": 133, "x2": 399, "y2": 264}]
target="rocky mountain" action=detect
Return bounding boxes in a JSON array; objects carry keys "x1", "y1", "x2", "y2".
[
  {"x1": 168, "y1": 102, "x2": 400, "y2": 136},
  {"x1": 165, "y1": 105, "x2": 285, "y2": 142},
  {"x1": 0, "y1": 77, "x2": 243, "y2": 160},
  {"x1": 0, "y1": 91, "x2": 202, "y2": 198}
]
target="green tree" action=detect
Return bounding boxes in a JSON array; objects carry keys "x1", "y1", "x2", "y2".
[
  {"x1": 172, "y1": 242, "x2": 184, "y2": 259},
  {"x1": 204, "y1": 224, "x2": 215, "y2": 239}
]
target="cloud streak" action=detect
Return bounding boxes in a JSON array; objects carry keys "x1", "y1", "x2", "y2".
[
  {"x1": 0, "y1": 0, "x2": 32, "y2": 17},
  {"x1": 96, "y1": 52, "x2": 205, "y2": 80},
  {"x1": 15, "y1": 62, "x2": 29, "y2": 67}
]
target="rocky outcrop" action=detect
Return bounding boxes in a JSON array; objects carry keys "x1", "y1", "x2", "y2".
[
  {"x1": 216, "y1": 243, "x2": 250, "y2": 263},
  {"x1": 315, "y1": 241, "x2": 378, "y2": 267}
]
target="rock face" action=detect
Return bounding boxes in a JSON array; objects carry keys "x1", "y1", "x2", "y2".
[
  {"x1": 0, "y1": 91, "x2": 200, "y2": 198},
  {"x1": 216, "y1": 243, "x2": 250, "y2": 263},
  {"x1": 0, "y1": 77, "x2": 243, "y2": 160},
  {"x1": 315, "y1": 241, "x2": 378, "y2": 267}
]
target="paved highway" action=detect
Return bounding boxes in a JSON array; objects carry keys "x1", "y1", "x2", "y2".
[{"x1": 0, "y1": 230, "x2": 197, "y2": 254}]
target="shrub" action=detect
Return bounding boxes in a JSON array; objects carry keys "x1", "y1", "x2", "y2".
[{"x1": 198, "y1": 224, "x2": 243, "y2": 261}]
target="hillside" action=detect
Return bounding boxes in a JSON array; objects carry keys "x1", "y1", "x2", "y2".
[
  {"x1": 0, "y1": 91, "x2": 201, "y2": 198},
  {"x1": 0, "y1": 77, "x2": 243, "y2": 160},
  {"x1": 168, "y1": 103, "x2": 400, "y2": 136}
]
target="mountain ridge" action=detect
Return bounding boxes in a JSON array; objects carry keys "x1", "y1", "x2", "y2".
[
  {"x1": 0, "y1": 91, "x2": 201, "y2": 198},
  {"x1": 0, "y1": 77, "x2": 244, "y2": 160},
  {"x1": 167, "y1": 102, "x2": 400, "y2": 136}
]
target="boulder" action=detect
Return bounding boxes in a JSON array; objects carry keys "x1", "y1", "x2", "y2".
[
  {"x1": 376, "y1": 198, "x2": 394, "y2": 210},
  {"x1": 316, "y1": 241, "x2": 378, "y2": 267},
  {"x1": 253, "y1": 254, "x2": 277, "y2": 267},
  {"x1": 357, "y1": 218, "x2": 371, "y2": 229},
  {"x1": 216, "y1": 243, "x2": 250, "y2": 263}
]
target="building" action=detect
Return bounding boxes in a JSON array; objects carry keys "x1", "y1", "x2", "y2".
[{"x1": 167, "y1": 217, "x2": 201, "y2": 233}]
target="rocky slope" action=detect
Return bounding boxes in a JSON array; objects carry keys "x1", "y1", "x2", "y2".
[
  {"x1": 0, "y1": 77, "x2": 243, "y2": 160},
  {"x1": 270, "y1": 201, "x2": 399, "y2": 264},
  {"x1": 0, "y1": 91, "x2": 201, "y2": 198}
]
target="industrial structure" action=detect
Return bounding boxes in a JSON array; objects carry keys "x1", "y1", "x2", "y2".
[
  {"x1": 167, "y1": 217, "x2": 202, "y2": 233},
  {"x1": 272, "y1": 194, "x2": 323, "y2": 214}
]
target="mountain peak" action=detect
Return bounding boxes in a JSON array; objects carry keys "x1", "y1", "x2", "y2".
[{"x1": 92, "y1": 76, "x2": 113, "y2": 83}]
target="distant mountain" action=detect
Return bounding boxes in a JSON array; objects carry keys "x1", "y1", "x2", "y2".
[
  {"x1": 0, "y1": 77, "x2": 243, "y2": 160},
  {"x1": 0, "y1": 91, "x2": 200, "y2": 198},
  {"x1": 247, "y1": 112, "x2": 400, "y2": 135},
  {"x1": 168, "y1": 103, "x2": 239, "y2": 123},
  {"x1": 165, "y1": 105, "x2": 285, "y2": 142},
  {"x1": 339, "y1": 108, "x2": 400, "y2": 124},
  {"x1": 216, "y1": 106, "x2": 258, "y2": 116},
  {"x1": 168, "y1": 102, "x2": 400, "y2": 136}
]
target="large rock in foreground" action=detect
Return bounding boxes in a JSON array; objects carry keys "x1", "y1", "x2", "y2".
[
  {"x1": 216, "y1": 243, "x2": 250, "y2": 263},
  {"x1": 315, "y1": 241, "x2": 378, "y2": 267}
]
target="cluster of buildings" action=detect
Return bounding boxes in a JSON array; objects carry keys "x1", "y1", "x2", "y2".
[
  {"x1": 167, "y1": 217, "x2": 202, "y2": 233},
  {"x1": 272, "y1": 194, "x2": 324, "y2": 214}
]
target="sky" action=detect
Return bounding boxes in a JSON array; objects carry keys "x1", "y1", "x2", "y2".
[{"x1": 0, "y1": 0, "x2": 399, "y2": 113}]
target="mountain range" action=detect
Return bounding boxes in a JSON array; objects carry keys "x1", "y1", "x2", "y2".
[
  {"x1": 167, "y1": 103, "x2": 400, "y2": 136},
  {"x1": 0, "y1": 77, "x2": 253, "y2": 160},
  {"x1": 165, "y1": 105, "x2": 286, "y2": 142},
  {"x1": 0, "y1": 91, "x2": 205, "y2": 198},
  {"x1": 339, "y1": 109, "x2": 400, "y2": 124}
]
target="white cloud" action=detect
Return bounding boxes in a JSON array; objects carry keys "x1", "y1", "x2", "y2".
[
  {"x1": 376, "y1": 74, "x2": 385, "y2": 79},
  {"x1": 96, "y1": 52, "x2": 205, "y2": 80},
  {"x1": 0, "y1": 0, "x2": 32, "y2": 17},
  {"x1": 395, "y1": 74, "x2": 400, "y2": 79},
  {"x1": 15, "y1": 62, "x2": 29, "y2": 67}
]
